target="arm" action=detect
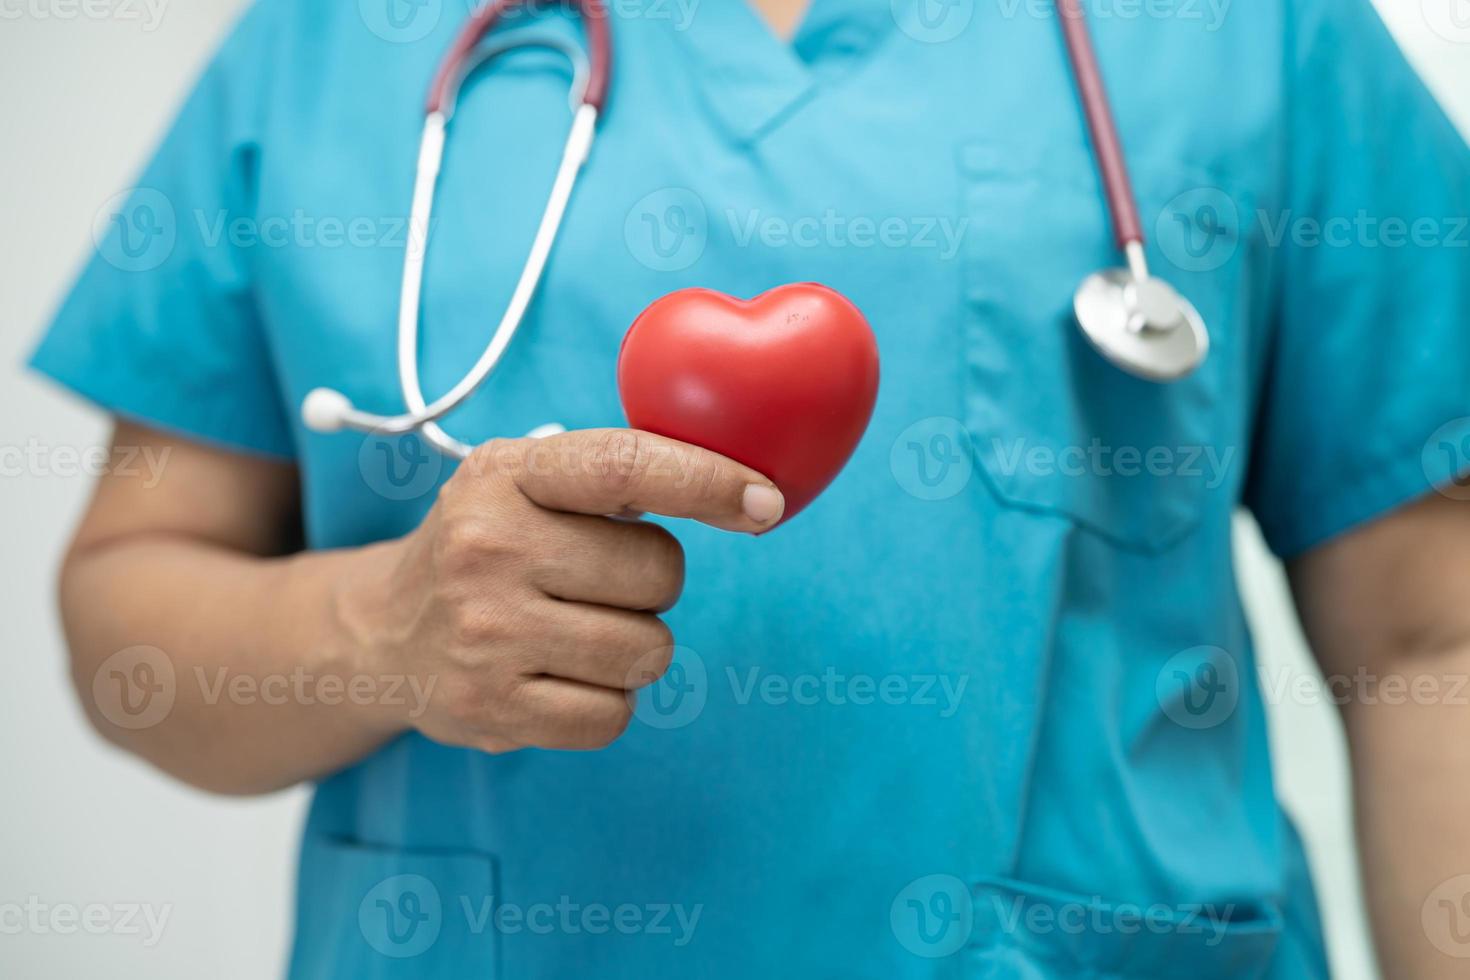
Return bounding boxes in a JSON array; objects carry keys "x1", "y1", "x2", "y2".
[
  {"x1": 61, "y1": 421, "x2": 782, "y2": 796},
  {"x1": 60, "y1": 420, "x2": 395, "y2": 794},
  {"x1": 1287, "y1": 491, "x2": 1470, "y2": 977}
]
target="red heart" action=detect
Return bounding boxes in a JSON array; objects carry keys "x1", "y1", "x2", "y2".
[{"x1": 618, "y1": 283, "x2": 880, "y2": 525}]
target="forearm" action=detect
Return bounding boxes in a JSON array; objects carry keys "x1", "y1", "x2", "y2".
[
  {"x1": 60, "y1": 533, "x2": 412, "y2": 795},
  {"x1": 1343, "y1": 646, "x2": 1470, "y2": 977}
]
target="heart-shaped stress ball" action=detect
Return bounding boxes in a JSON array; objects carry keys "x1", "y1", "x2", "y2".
[{"x1": 618, "y1": 283, "x2": 880, "y2": 525}]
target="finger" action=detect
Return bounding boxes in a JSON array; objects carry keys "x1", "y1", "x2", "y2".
[
  {"x1": 499, "y1": 429, "x2": 785, "y2": 533},
  {"x1": 515, "y1": 676, "x2": 636, "y2": 751},
  {"x1": 524, "y1": 599, "x2": 674, "y2": 690},
  {"x1": 533, "y1": 513, "x2": 685, "y2": 611}
]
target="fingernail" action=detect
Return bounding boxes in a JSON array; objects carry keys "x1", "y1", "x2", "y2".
[{"x1": 742, "y1": 484, "x2": 784, "y2": 525}]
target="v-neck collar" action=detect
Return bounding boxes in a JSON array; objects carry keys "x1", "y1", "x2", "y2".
[{"x1": 670, "y1": 0, "x2": 890, "y2": 145}]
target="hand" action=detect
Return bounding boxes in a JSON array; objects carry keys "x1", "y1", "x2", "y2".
[{"x1": 342, "y1": 429, "x2": 784, "y2": 753}]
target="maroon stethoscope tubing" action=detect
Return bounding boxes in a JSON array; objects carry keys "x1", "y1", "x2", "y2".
[
  {"x1": 425, "y1": 0, "x2": 613, "y2": 114},
  {"x1": 1055, "y1": 0, "x2": 1144, "y2": 252}
]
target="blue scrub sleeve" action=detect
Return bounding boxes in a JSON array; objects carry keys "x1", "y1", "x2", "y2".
[
  {"x1": 28, "y1": 0, "x2": 294, "y2": 459},
  {"x1": 1244, "y1": 0, "x2": 1470, "y2": 558}
]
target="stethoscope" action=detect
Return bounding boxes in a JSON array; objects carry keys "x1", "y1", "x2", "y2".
[{"x1": 301, "y1": 0, "x2": 1209, "y2": 458}]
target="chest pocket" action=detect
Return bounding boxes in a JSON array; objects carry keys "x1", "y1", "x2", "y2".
[{"x1": 957, "y1": 141, "x2": 1249, "y2": 553}]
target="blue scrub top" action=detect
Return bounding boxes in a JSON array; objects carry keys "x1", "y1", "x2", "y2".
[{"x1": 31, "y1": 0, "x2": 1470, "y2": 975}]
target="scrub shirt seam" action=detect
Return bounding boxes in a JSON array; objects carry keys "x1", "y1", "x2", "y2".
[
  {"x1": 1258, "y1": 431, "x2": 1451, "y2": 558},
  {"x1": 25, "y1": 354, "x2": 297, "y2": 462}
]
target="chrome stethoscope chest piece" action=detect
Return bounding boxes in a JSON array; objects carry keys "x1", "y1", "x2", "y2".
[
  {"x1": 302, "y1": 0, "x2": 1222, "y2": 466},
  {"x1": 1074, "y1": 266, "x2": 1209, "y2": 382},
  {"x1": 1056, "y1": 0, "x2": 1213, "y2": 384}
]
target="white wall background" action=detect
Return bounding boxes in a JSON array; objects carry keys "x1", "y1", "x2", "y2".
[{"x1": 0, "y1": 2, "x2": 1465, "y2": 977}]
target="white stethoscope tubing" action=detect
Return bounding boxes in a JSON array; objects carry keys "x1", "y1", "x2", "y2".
[
  {"x1": 301, "y1": 35, "x2": 597, "y2": 457},
  {"x1": 304, "y1": 1, "x2": 1212, "y2": 463}
]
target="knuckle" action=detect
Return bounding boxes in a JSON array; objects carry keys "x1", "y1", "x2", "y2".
[
  {"x1": 590, "y1": 430, "x2": 648, "y2": 497},
  {"x1": 473, "y1": 735, "x2": 520, "y2": 756},
  {"x1": 497, "y1": 632, "x2": 545, "y2": 676},
  {"x1": 436, "y1": 518, "x2": 521, "y2": 577},
  {"x1": 447, "y1": 615, "x2": 483, "y2": 651},
  {"x1": 605, "y1": 701, "x2": 635, "y2": 742},
  {"x1": 643, "y1": 526, "x2": 686, "y2": 605},
  {"x1": 573, "y1": 612, "x2": 624, "y2": 657},
  {"x1": 447, "y1": 602, "x2": 503, "y2": 649},
  {"x1": 435, "y1": 517, "x2": 490, "y2": 568},
  {"x1": 687, "y1": 448, "x2": 723, "y2": 496},
  {"x1": 533, "y1": 689, "x2": 634, "y2": 751},
  {"x1": 621, "y1": 620, "x2": 675, "y2": 689},
  {"x1": 582, "y1": 699, "x2": 634, "y2": 748},
  {"x1": 632, "y1": 636, "x2": 674, "y2": 686},
  {"x1": 647, "y1": 617, "x2": 676, "y2": 657},
  {"x1": 441, "y1": 677, "x2": 489, "y2": 728}
]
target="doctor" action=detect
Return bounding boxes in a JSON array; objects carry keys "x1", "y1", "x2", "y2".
[{"x1": 32, "y1": 0, "x2": 1470, "y2": 976}]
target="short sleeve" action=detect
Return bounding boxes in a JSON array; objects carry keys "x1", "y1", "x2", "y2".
[
  {"x1": 27, "y1": 0, "x2": 294, "y2": 459},
  {"x1": 1244, "y1": 0, "x2": 1470, "y2": 558}
]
